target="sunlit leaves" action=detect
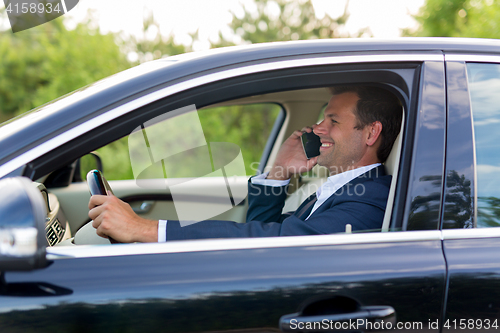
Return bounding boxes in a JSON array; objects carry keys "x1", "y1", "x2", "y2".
[{"x1": 406, "y1": 0, "x2": 500, "y2": 38}]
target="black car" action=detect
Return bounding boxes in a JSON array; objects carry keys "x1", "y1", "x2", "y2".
[{"x1": 1, "y1": 38, "x2": 500, "y2": 332}]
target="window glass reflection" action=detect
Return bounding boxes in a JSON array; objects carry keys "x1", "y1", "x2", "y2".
[{"x1": 468, "y1": 63, "x2": 500, "y2": 227}]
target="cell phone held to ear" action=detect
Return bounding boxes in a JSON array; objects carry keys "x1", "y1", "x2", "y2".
[{"x1": 301, "y1": 131, "x2": 321, "y2": 159}]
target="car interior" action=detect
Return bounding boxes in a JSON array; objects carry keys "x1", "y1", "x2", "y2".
[{"x1": 38, "y1": 83, "x2": 405, "y2": 247}]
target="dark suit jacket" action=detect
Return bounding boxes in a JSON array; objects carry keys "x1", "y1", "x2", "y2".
[{"x1": 166, "y1": 165, "x2": 391, "y2": 241}]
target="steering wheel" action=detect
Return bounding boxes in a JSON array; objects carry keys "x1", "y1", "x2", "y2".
[
  {"x1": 62, "y1": 170, "x2": 115, "y2": 246},
  {"x1": 54, "y1": 170, "x2": 118, "y2": 246}
]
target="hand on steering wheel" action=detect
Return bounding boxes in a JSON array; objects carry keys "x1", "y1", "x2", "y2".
[
  {"x1": 86, "y1": 170, "x2": 159, "y2": 244},
  {"x1": 86, "y1": 170, "x2": 119, "y2": 243}
]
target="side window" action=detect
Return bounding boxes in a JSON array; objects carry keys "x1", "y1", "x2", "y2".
[
  {"x1": 199, "y1": 104, "x2": 282, "y2": 176},
  {"x1": 81, "y1": 103, "x2": 282, "y2": 181},
  {"x1": 467, "y1": 63, "x2": 500, "y2": 227}
]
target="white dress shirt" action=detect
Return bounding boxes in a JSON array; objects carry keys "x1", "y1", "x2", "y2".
[
  {"x1": 158, "y1": 163, "x2": 381, "y2": 242},
  {"x1": 304, "y1": 163, "x2": 381, "y2": 219}
]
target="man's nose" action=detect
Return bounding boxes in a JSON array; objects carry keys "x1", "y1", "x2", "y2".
[{"x1": 313, "y1": 121, "x2": 325, "y2": 135}]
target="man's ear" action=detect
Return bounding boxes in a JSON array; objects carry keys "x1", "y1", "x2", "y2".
[{"x1": 366, "y1": 121, "x2": 382, "y2": 146}]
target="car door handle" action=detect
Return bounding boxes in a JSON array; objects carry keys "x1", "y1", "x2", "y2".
[
  {"x1": 279, "y1": 306, "x2": 395, "y2": 332},
  {"x1": 132, "y1": 201, "x2": 155, "y2": 214}
]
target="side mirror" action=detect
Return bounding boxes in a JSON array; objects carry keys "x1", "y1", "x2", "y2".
[
  {"x1": 0, "y1": 177, "x2": 48, "y2": 271},
  {"x1": 74, "y1": 152, "x2": 103, "y2": 182}
]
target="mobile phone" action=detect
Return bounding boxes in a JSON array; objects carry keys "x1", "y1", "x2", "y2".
[
  {"x1": 301, "y1": 131, "x2": 321, "y2": 159},
  {"x1": 86, "y1": 169, "x2": 113, "y2": 196},
  {"x1": 86, "y1": 169, "x2": 119, "y2": 243}
]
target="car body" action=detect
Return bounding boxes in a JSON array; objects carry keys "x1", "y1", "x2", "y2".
[{"x1": 1, "y1": 38, "x2": 500, "y2": 332}]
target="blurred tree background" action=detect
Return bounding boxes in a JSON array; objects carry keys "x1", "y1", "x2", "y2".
[
  {"x1": 0, "y1": 11, "x2": 188, "y2": 123},
  {"x1": 6, "y1": 0, "x2": 499, "y2": 124},
  {"x1": 211, "y1": 0, "x2": 363, "y2": 47},
  {"x1": 0, "y1": 0, "x2": 360, "y2": 179},
  {"x1": 0, "y1": 17, "x2": 130, "y2": 123},
  {"x1": 404, "y1": 0, "x2": 500, "y2": 38},
  {"x1": 4, "y1": 0, "x2": 500, "y2": 179},
  {"x1": 0, "y1": 0, "x2": 355, "y2": 122}
]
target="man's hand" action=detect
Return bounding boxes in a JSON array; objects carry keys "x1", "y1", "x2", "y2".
[
  {"x1": 88, "y1": 195, "x2": 158, "y2": 243},
  {"x1": 267, "y1": 126, "x2": 318, "y2": 180}
]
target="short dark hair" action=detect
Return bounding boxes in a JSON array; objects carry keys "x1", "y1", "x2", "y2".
[{"x1": 330, "y1": 85, "x2": 403, "y2": 163}]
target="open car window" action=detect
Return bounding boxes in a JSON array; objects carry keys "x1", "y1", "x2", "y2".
[
  {"x1": 45, "y1": 83, "x2": 408, "y2": 248},
  {"x1": 83, "y1": 103, "x2": 283, "y2": 181},
  {"x1": 25, "y1": 57, "x2": 423, "y2": 250}
]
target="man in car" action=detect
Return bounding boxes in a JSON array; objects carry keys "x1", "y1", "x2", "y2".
[{"x1": 88, "y1": 86, "x2": 403, "y2": 242}]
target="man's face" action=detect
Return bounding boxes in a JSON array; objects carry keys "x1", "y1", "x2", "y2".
[{"x1": 313, "y1": 92, "x2": 367, "y2": 174}]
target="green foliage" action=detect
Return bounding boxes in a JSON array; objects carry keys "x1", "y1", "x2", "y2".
[
  {"x1": 212, "y1": 0, "x2": 365, "y2": 47},
  {"x1": 406, "y1": 0, "x2": 500, "y2": 38},
  {"x1": 0, "y1": 16, "x2": 130, "y2": 122},
  {"x1": 84, "y1": 138, "x2": 134, "y2": 181},
  {"x1": 1, "y1": 1, "x2": 355, "y2": 181},
  {"x1": 199, "y1": 104, "x2": 281, "y2": 175}
]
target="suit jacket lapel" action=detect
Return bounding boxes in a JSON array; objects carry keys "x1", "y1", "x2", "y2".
[{"x1": 303, "y1": 165, "x2": 387, "y2": 219}]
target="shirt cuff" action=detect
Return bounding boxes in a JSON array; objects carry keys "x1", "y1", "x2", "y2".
[
  {"x1": 251, "y1": 172, "x2": 290, "y2": 187},
  {"x1": 158, "y1": 220, "x2": 167, "y2": 242}
]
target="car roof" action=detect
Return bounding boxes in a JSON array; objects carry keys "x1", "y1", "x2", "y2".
[{"x1": 1, "y1": 37, "x2": 500, "y2": 166}]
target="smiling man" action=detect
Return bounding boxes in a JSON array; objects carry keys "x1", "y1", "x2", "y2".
[{"x1": 89, "y1": 85, "x2": 403, "y2": 242}]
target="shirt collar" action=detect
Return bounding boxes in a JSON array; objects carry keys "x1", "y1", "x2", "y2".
[{"x1": 316, "y1": 163, "x2": 382, "y2": 198}]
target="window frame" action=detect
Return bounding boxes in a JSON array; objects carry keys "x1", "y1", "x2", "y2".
[
  {"x1": 444, "y1": 54, "x2": 500, "y2": 232},
  {"x1": 19, "y1": 55, "x2": 436, "y2": 256}
]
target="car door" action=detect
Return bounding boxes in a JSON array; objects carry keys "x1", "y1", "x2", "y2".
[
  {"x1": 441, "y1": 55, "x2": 500, "y2": 330},
  {"x1": 1, "y1": 54, "x2": 447, "y2": 332},
  {"x1": 1, "y1": 232, "x2": 445, "y2": 333}
]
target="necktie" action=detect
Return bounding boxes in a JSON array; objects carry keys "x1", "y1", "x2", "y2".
[{"x1": 294, "y1": 193, "x2": 318, "y2": 220}]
